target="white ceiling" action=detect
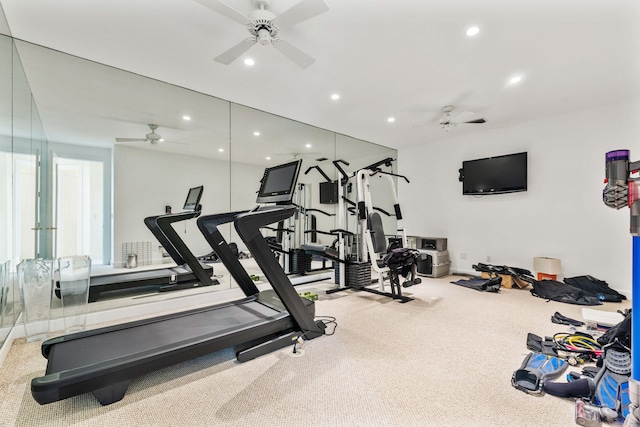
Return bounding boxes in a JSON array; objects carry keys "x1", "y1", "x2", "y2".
[{"x1": 2, "y1": 0, "x2": 639, "y2": 153}]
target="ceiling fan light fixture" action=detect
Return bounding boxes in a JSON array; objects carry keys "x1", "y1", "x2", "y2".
[{"x1": 256, "y1": 27, "x2": 273, "y2": 45}]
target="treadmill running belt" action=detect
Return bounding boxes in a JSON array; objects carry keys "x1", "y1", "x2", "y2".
[{"x1": 46, "y1": 301, "x2": 282, "y2": 373}]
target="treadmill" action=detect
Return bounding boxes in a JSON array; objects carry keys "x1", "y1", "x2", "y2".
[
  {"x1": 82, "y1": 186, "x2": 217, "y2": 302},
  {"x1": 31, "y1": 159, "x2": 327, "y2": 406}
]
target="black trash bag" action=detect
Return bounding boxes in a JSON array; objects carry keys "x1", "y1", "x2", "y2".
[
  {"x1": 563, "y1": 276, "x2": 626, "y2": 303},
  {"x1": 530, "y1": 280, "x2": 602, "y2": 306}
]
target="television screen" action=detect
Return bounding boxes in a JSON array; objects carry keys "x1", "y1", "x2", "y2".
[
  {"x1": 256, "y1": 160, "x2": 302, "y2": 204},
  {"x1": 462, "y1": 152, "x2": 527, "y2": 195},
  {"x1": 319, "y1": 181, "x2": 338, "y2": 204},
  {"x1": 183, "y1": 186, "x2": 203, "y2": 210}
]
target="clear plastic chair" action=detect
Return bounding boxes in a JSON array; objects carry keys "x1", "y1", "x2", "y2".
[{"x1": 56, "y1": 256, "x2": 91, "y2": 334}]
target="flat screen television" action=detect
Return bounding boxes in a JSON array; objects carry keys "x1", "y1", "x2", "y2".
[
  {"x1": 183, "y1": 185, "x2": 203, "y2": 210},
  {"x1": 319, "y1": 181, "x2": 338, "y2": 204},
  {"x1": 461, "y1": 152, "x2": 527, "y2": 195},
  {"x1": 256, "y1": 159, "x2": 302, "y2": 204}
]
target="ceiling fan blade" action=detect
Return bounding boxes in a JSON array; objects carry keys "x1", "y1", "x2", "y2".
[
  {"x1": 193, "y1": 0, "x2": 251, "y2": 25},
  {"x1": 272, "y1": 0, "x2": 329, "y2": 28},
  {"x1": 453, "y1": 111, "x2": 474, "y2": 122},
  {"x1": 115, "y1": 138, "x2": 146, "y2": 143},
  {"x1": 273, "y1": 39, "x2": 315, "y2": 68},
  {"x1": 214, "y1": 38, "x2": 256, "y2": 65},
  {"x1": 162, "y1": 141, "x2": 188, "y2": 145},
  {"x1": 463, "y1": 118, "x2": 487, "y2": 124}
]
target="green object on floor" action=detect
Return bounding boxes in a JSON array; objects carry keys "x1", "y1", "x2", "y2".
[
  {"x1": 250, "y1": 275, "x2": 260, "y2": 281},
  {"x1": 298, "y1": 291, "x2": 318, "y2": 301}
]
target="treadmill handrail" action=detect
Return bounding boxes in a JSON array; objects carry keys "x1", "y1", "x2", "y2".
[
  {"x1": 156, "y1": 213, "x2": 214, "y2": 287},
  {"x1": 144, "y1": 211, "x2": 199, "y2": 265},
  {"x1": 196, "y1": 210, "x2": 260, "y2": 297},
  {"x1": 234, "y1": 205, "x2": 325, "y2": 337}
]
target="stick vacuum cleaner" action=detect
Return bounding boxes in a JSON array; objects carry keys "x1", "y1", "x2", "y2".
[{"x1": 603, "y1": 149, "x2": 640, "y2": 426}]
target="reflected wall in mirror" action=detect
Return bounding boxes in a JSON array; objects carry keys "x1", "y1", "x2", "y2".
[
  {"x1": 230, "y1": 103, "x2": 337, "y2": 279},
  {"x1": 0, "y1": 35, "x2": 12, "y2": 266},
  {"x1": 0, "y1": 33, "x2": 52, "y2": 347},
  {"x1": 1, "y1": 36, "x2": 397, "y2": 329},
  {"x1": 0, "y1": 34, "x2": 13, "y2": 345},
  {"x1": 13, "y1": 39, "x2": 232, "y2": 273}
]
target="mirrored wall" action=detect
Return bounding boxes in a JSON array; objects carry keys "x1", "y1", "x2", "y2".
[
  {"x1": 0, "y1": 35, "x2": 397, "y2": 349},
  {"x1": 0, "y1": 34, "x2": 52, "y2": 347}
]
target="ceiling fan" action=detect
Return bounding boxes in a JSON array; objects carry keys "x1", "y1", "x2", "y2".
[
  {"x1": 275, "y1": 151, "x2": 320, "y2": 159},
  {"x1": 115, "y1": 124, "x2": 183, "y2": 145},
  {"x1": 439, "y1": 105, "x2": 486, "y2": 131},
  {"x1": 194, "y1": 0, "x2": 329, "y2": 68}
]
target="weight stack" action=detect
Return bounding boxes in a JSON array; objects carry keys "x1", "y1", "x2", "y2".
[
  {"x1": 334, "y1": 262, "x2": 371, "y2": 288},
  {"x1": 290, "y1": 249, "x2": 312, "y2": 274}
]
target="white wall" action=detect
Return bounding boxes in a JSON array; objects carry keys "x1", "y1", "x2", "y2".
[
  {"x1": 398, "y1": 99, "x2": 640, "y2": 295},
  {"x1": 114, "y1": 145, "x2": 231, "y2": 266}
]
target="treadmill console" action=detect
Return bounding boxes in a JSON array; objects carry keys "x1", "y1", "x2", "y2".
[
  {"x1": 183, "y1": 185, "x2": 204, "y2": 211},
  {"x1": 256, "y1": 160, "x2": 302, "y2": 204}
]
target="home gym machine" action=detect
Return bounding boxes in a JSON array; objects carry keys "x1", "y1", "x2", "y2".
[
  {"x1": 602, "y1": 149, "x2": 640, "y2": 426},
  {"x1": 355, "y1": 164, "x2": 422, "y2": 302},
  {"x1": 303, "y1": 158, "x2": 420, "y2": 302},
  {"x1": 269, "y1": 182, "x2": 334, "y2": 275},
  {"x1": 31, "y1": 159, "x2": 327, "y2": 406}
]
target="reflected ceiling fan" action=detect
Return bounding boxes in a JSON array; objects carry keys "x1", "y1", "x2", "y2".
[
  {"x1": 438, "y1": 105, "x2": 486, "y2": 131},
  {"x1": 115, "y1": 124, "x2": 183, "y2": 145},
  {"x1": 275, "y1": 151, "x2": 320, "y2": 159},
  {"x1": 194, "y1": 0, "x2": 329, "y2": 68}
]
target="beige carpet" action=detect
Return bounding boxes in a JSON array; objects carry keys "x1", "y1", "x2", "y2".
[{"x1": 0, "y1": 275, "x2": 631, "y2": 427}]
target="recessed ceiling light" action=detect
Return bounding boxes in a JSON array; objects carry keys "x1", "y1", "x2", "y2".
[
  {"x1": 266, "y1": 156, "x2": 271, "y2": 160},
  {"x1": 218, "y1": 148, "x2": 224, "y2": 153},
  {"x1": 253, "y1": 131, "x2": 260, "y2": 136},
  {"x1": 182, "y1": 115, "x2": 191, "y2": 121},
  {"x1": 331, "y1": 93, "x2": 340, "y2": 100},
  {"x1": 466, "y1": 26, "x2": 480, "y2": 36},
  {"x1": 509, "y1": 75, "x2": 522, "y2": 85},
  {"x1": 387, "y1": 117, "x2": 396, "y2": 123},
  {"x1": 244, "y1": 58, "x2": 255, "y2": 66},
  {"x1": 305, "y1": 143, "x2": 312, "y2": 148}
]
